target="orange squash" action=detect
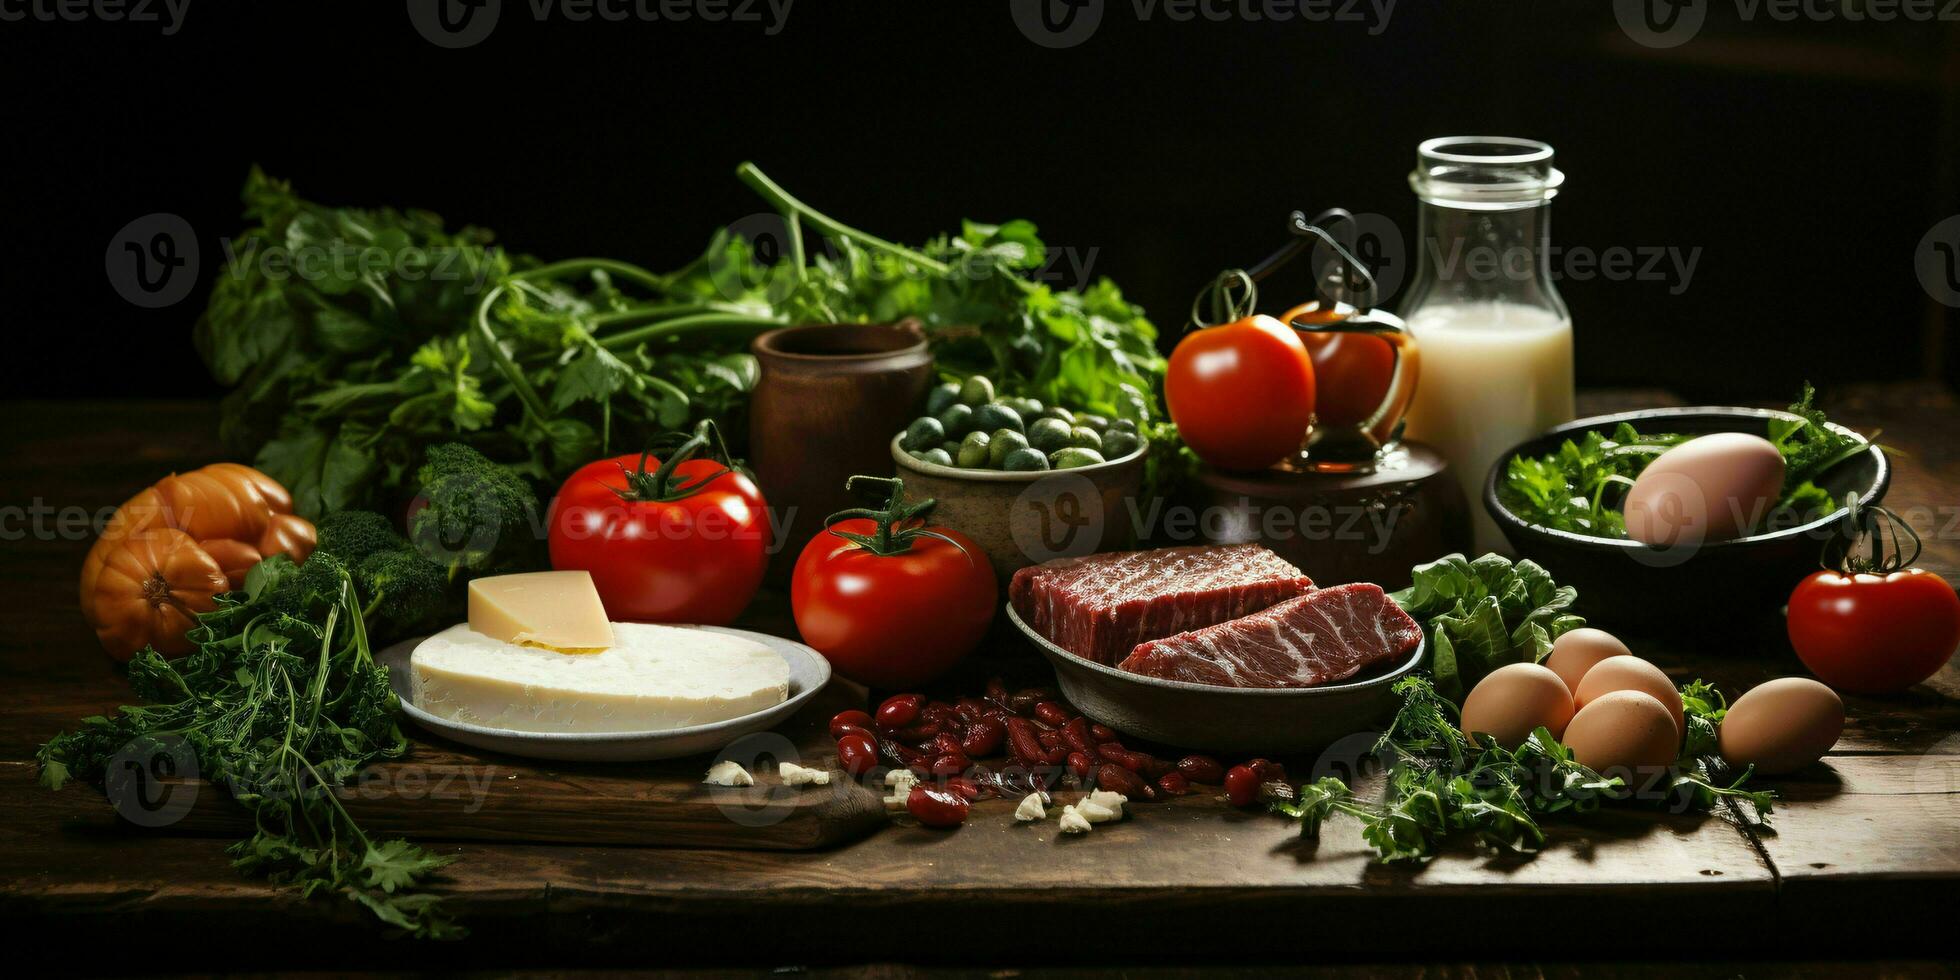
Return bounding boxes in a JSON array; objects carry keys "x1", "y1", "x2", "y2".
[{"x1": 80, "y1": 463, "x2": 316, "y2": 661}]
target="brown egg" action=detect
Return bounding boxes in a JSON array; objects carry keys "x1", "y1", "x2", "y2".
[
  {"x1": 1461, "y1": 663, "x2": 1575, "y2": 749},
  {"x1": 1718, "y1": 677, "x2": 1845, "y2": 776},
  {"x1": 1623, "y1": 432, "x2": 1786, "y2": 547},
  {"x1": 1575, "y1": 655, "x2": 1685, "y2": 740},
  {"x1": 1547, "y1": 627, "x2": 1631, "y2": 694},
  {"x1": 1563, "y1": 690, "x2": 1680, "y2": 786}
]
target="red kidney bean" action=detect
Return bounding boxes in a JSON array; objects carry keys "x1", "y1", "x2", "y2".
[
  {"x1": 829, "y1": 710, "x2": 874, "y2": 740},
  {"x1": 930, "y1": 751, "x2": 970, "y2": 776},
  {"x1": 960, "y1": 717, "x2": 1005, "y2": 757},
  {"x1": 946, "y1": 775, "x2": 983, "y2": 801},
  {"x1": 954, "y1": 697, "x2": 989, "y2": 724},
  {"x1": 1033, "y1": 701, "x2": 1071, "y2": 727},
  {"x1": 875, "y1": 694, "x2": 924, "y2": 732},
  {"x1": 906, "y1": 785, "x2": 970, "y2": 827},
  {"x1": 1176, "y1": 755, "x2": 1226, "y2": 784},
  {"x1": 922, "y1": 701, "x2": 960, "y2": 732},
  {"x1": 985, "y1": 676, "x2": 1011, "y2": 705},
  {"x1": 832, "y1": 723, "x2": 877, "y2": 743},
  {"x1": 1223, "y1": 764, "x2": 1261, "y2": 807},
  {"x1": 1137, "y1": 753, "x2": 1173, "y2": 780},
  {"x1": 929, "y1": 731, "x2": 964, "y2": 757},
  {"x1": 836, "y1": 733, "x2": 880, "y2": 776},
  {"x1": 1006, "y1": 718, "x2": 1045, "y2": 764},
  {"x1": 1098, "y1": 742, "x2": 1144, "y2": 772},
  {"x1": 1066, "y1": 751, "x2": 1095, "y2": 778},
  {"x1": 1006, "y1": 688, "x2": 1051, "y2": 715},
  {"x1": 1041, "y1": 746, "x2": 1068, "y2": 767},
  {"x1": 1036, "y1": 729, "x2": 1064, "y2": 751},
  {"x1": 1243, "y1": 758, "x2": 1287, "y2": 784},
  {"x1": 1095, "y1": 762, "x2": 1149, "y2": 799},
  {"x1": 1061, "y1": 718, "x2": 1102, "y2": 763},
  {"x1": 893, "y1": 721, "x2": 943, "y2": 744},
  {"x1": 878, "y1": 738, "x2": 926, "y2": 771},
  {"x1": 1156, "y1": 772, "x2": 1190, "y2": 796},
  {"x1": 1090, "y1": 723, "x2": 1117, "y2": 742}
]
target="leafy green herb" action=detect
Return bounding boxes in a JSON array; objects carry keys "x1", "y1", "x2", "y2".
[
  {"x1": 1497, "y1": 386, "x2": 1868, "y2": 539},
  {"x1": 196, "y1": 166, "x2": 1169, "y2": 518},
  {"x1": 1769, "y1": 383, "x2": 1871, "y2": 498},
  {"x1": 1274, "y1": 676, "x2": 1772, "y2": 862},
  {"x1": 38, "y1": 553, "x2": 461, "y2": 938},
  {"x1": 1388, "y1": 552, "x2": 1585, "y2": 701},
  {"x1": 1499, "y1": 423, "x2": 1685, "y2": 537}
]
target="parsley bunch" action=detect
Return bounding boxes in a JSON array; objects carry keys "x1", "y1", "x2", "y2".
[
  {"x1": 1273, "y1": 676, "x2": 1775, "y2": 862},
  {"x1": 196, "y1": 165, "x2": 1169, "y2": 519},
  {"x1": 38, "y1": 554, "x2": 461, "y2": 938}
]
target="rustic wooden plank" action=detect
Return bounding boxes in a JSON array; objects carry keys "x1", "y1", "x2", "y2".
[
  {"x1": 1748, "y1": 753, "x2": 1960, "y2": 948},
  {"x1": 2, "y1": 770, "x2": 1780, "y2": 962},
  {"x1": 2, "y1": 393, "x2": 1955, "y2": 967}
]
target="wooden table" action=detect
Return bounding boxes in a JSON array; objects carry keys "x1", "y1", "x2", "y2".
[{"x1": 4, "y1": 390, "x2": 1958, "y2": 973}]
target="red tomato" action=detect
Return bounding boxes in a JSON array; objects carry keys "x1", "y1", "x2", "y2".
[
  {"x1": 1166, "y1": 314, "x2": 1316, "y2": 471},
  {"x1": 1282, "y1": 303, "x2": 1397, "y2": 429},
  {"x1": 547, "y1": 424, "x2": 769, "y2": 626},
  {"x1": 1788, "y1": 568, "x2": 1960, "y2": 694},
  {"x1": 791, "y1": 485, "x2": 997, "y2": 689}
]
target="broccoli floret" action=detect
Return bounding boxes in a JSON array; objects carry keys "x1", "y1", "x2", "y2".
[
  {"x1": 314, "y1": 511, "x2": 409, "y2": 564},
  {"x1": 259, "y1": 550, "x2": 350, "y2": 622},
  {"x1": 408, "y1": 443, "x2": 543, "y2": 578},
  {"x1": 355, "y1": 550, "x2": 448, "y2": 633}
]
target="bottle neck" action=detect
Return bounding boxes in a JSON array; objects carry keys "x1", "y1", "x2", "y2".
[{"x1": 1404, "y1": 198, "x2": 1568, "y2": 319}]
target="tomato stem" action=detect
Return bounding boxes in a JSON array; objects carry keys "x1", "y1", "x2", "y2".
[
  {"x1": 821, "y1": 476, "x2": 968, "y2": 559},
  {"x1": 614, "y1": 419, "x2": 738, "y2": 503},
  {"x1": 1821, "y1": 492, "x2": 1923, "y2": 574}
]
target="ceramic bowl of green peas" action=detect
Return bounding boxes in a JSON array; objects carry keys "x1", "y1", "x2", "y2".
[{"x1": 890, "y1": 375, "x2": 1149, "y2": 581}]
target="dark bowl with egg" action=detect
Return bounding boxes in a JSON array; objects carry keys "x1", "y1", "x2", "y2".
[{"x1": 1484, "y1": 407, "x2": 1888, "y2": 639}]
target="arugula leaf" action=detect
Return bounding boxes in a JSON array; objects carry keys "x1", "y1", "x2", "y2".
[
  {"x1": 1282, "y1": 676, "x2": 1761, "y2": 863},
  {"x1": 1498, "y1": 386, "x2": 1869, "y2": 540}
]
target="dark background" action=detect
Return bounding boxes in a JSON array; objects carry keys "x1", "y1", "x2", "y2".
[{"x1": 4, "y1": 1, "x2": 1956, "y2": 401}]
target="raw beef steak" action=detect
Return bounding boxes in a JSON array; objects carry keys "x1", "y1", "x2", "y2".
[
  {"x1": 1010, "y1": 544, "x2": 1316, "y2": 665},
  {"x1": 1117, "y1": 583, "x2": 1422, "y2": 689}
]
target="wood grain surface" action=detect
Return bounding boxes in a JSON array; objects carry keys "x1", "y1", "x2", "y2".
[{"x1": 2, "y1": 390, "x2": 1957, "y2": 972}]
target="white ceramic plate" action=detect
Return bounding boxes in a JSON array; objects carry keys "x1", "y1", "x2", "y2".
[{"x1": 376, "y1": 625, "x2": 832, "y2": 763}]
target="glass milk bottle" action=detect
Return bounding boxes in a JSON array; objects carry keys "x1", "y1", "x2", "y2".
[{"x1": 1399, "y1": 137, "x2": 1575, "y2": 555}]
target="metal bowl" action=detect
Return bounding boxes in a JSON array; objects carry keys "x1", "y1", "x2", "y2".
[
  {"x1": 1006, "y1": 602, "x2": 1424, "y2": 753},
  {"x1": 1484, "y1": 406, "x2": 1888, "y2": 637}
]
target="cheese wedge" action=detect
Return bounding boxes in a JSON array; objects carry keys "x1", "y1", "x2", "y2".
[
  {"x1": 410, "y1": 622, "x2": 790, "y2": 733},
  {"x1": 467, "y1": 570, "x2": 615, "y2": 652}
]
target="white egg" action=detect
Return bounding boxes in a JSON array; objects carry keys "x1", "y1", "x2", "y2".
[{"x1": 1623, "y1": 432, "x2": 1786, "y2": 547}]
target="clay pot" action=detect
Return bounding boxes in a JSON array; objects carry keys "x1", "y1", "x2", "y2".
[{"x1": 750, "y1": 321, "x2": 934, "y2": 580}]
